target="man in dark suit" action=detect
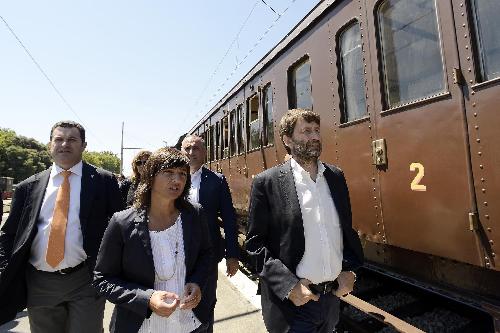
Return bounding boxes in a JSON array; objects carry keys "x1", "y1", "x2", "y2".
[
  {"x1": 0, "y1": 120, "x2": 123, "y2": 332},
  {"x1": 246, "y1": 109, "x2": 364, "y2": 333},
  {"x1": 181, "y1": 134, "x2": 239, "y2": 333}
]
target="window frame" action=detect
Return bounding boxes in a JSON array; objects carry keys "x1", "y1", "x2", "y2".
[{"x1": 287, "y1": 55, "x2": 313, "y2": 110}]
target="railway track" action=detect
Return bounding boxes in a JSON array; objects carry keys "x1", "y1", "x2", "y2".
[
  {"x1": 337, "y1": 268, "x2": 494, "y2": 332},
  {"x1": 236, "y1": 226, "x2": 496, "y2": 332}
]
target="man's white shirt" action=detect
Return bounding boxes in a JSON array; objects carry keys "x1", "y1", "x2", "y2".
[
  {"x1": 291, "y1": 158, "x2": 344, "y2": 284},
  {"x1": 30, "y1": 161, "x2": 87, "y2": 271},
  {"x1": 188, "y1": 166, "x2": 203, "y2": 204}
]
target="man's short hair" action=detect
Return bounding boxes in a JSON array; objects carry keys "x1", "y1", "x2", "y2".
[
  {"x1": 50, "y1": 120, "x2": 86, "y2": 143},
  {"x1": 182, "y1": 134, "x2": 206, "y2": 148},
  {"x1": 279, "y1": 109, "x2": 320, "y2": 154}
]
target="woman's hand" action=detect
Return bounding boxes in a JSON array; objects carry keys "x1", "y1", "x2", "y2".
[
  {"x1": 179, "y1": 283, "x2": 201, "y2": 310},
  {"x1": 148, "y1": 291, "x2": 180, "y2": 317}
]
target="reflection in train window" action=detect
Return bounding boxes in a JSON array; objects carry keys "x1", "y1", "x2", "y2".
[
  {"x1": 222, "y1": 116, "x2": 229, "y2": 158},
  {"x1": 237, "y1": 105, "x2": 244, "y2": 154},
  {"x1": 262, "y1": 84, "x2": 274, "y2": 146},
  {"x1": 247, "y1": 94, "x2": 260, "y2": 151},
  {"x1": 378, "y1": 0, "x2": 445, "y2": 108},
  {"x1": 230, "y1": 110, "x2": 236, "y2": 156},
  {"x1": 339, "y1": 22, "x2": 367, "y2": 123},
  {"x1": 288, "y1": 57, "x2": 313, "y2": 110},
  {"x1": 215, "y1": 121, "x2": 220, "y2": 160},
  {"x1": 208, "y1": 125, "x2": 214, "y2": 162},
  {"x1": 471, "y1": 0, "x2": 500, "y2": 82}
]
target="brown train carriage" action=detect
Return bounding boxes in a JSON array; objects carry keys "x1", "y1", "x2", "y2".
[{"x1": 187, "y1": 0, "x2": 500, "y2": 327}]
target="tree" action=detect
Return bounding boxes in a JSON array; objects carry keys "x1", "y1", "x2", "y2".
[
  {"x1": 83, "y1": 151, "x2": 120, "y2": 174},
  {"x1": 0, "y1": 128, "x2": 51, "y2": 183}
]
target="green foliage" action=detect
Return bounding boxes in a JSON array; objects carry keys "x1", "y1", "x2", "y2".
[
  {"x1": 83, "y1": 151, "x2": 120, "y2": 174},
  {"x1": 0, "y1": 128, "x2": 51, "y2": 183},
  {"x1": 0, "y1": 128, "x2": 121, "y2": 182}
]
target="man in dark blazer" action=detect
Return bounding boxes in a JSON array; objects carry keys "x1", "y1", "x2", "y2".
[
  {"x1": 0, "y1": 120, "x2": 123, "y2": 331},
  {"x1": 246, "y1": 109, "x2": 364, "y2": 333},
  {"x1": 181, "y1": 134, "x2": 239, "y2": 332}
]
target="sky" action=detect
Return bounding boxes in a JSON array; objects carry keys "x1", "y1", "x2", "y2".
[{"x1": 0, "y1": 0, "x2": 319, "y2": 176}]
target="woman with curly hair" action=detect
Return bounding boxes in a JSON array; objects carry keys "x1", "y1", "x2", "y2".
[{"x1": 93, "y1": 148, "x2": 213, "y2": 333}]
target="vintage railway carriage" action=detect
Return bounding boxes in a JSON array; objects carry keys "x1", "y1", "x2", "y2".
[{"x1": 188, "y1": 0, "x2": 500, "y2": 327}]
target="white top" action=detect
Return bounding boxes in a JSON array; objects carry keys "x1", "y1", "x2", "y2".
[
  {"x1": 188, "y1": 166, "x2": 203, "y2": 204},
  {"x1": 138, "y1": 216, "x2": 201, "y2": 333},
  {"x1": 30, "y1": 161, "x2": 87, "y2": 271},
  {"x1": 291, "y1": 158, "x2": 344, "y2": 284}
]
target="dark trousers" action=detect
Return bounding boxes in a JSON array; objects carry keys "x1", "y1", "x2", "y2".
[
  {"x1": 26, "y1": 264, "x2": 105, "y2": 333},
  {"x1": 204, "y1": 264, "x2": 219, "y2": 333},
  {"x1": 288, "y1": 293, "x2": 340, "y2": 333}
]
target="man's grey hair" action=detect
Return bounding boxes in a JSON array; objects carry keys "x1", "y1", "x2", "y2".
[{"x1": 182, "y1": 134, "x2": 206, "y2": 147}]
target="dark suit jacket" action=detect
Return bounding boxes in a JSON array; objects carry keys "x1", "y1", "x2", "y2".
[
  {"x1": 92, "y1": 205, "x2": 213, "y2": 333},
  {"x1": 0, "y1": 162, "x2": 123, "y2": 325},
  {"x1": 245, "y1": 160, "x2": 364, "y2": 333},
  {"x1": 198, "y1": 167, "x2": 238, "y2": 262}
]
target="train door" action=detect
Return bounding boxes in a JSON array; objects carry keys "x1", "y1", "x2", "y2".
[
  {"x1": 328, "y1": 1, "x2": 384, "y2": 243},
  {"x1": 452, "y1": 0, "x2": 500, "y2": 270},
  {"x1": 364, "y1": 0, "x2": 483, "y2": 266}
]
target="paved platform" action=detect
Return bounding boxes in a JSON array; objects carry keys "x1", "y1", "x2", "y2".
[{"x1": 0, "y1": 219, "x2": 267, "y2": 333}]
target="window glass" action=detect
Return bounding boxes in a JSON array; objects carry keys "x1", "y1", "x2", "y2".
[
  {"x1": 215, "y1": 121, "x2": 220, "y2": 160},
  {"x1": 237, "y1": 105, "x2": 245, "y2": 154},
  {"x1": 230, "y1": 110, "x2": 236, "y2": 156},
  {"x1": 339, "y1": 22, "x2": 367, "y2": 122},
  {"x1": 378, "y1": 0, "x2": 445, "y2": 108},
  {"x1": 288, "y1": 58, "x2": 313, "y2": 109},
  {"x1": 471, "y1": 0, "x2": 500, "y2": 81},
  {"x1": 222, "y1": 116, "x2": 229, "y2": 158},
  {"x1": 262, "y1": 84, "x2": 274, "y2": 145},
  {"x1": 247, "y1": 95, "x2": 260, "y2": 150},
  {"x1": 208, "y1": 125, "x2": 214, "y2": 162}
]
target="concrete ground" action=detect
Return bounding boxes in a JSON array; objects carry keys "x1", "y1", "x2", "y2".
[{"x1": 0, "y1": 211, "x2": 266, "y2": 333}]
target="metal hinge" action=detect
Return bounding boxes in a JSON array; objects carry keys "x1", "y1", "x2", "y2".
[
  {"x1": 468, "y1": 212, "x2": 479, "y2": 231},
  {"x1": 453, "y1": 67, "x2": 465, "y2": 85}
]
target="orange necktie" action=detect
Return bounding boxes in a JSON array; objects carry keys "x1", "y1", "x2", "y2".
[{"x1": 46, "y1": 170, "x2": 71, "y2": 268}]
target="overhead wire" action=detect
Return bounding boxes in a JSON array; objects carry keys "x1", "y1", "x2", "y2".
[
  {"x1": 173, "y1": 0, "x2": 297, "y2": 142},
  {"x1": 178, "y1": 0, "x2": 261, "y2": 134},
  {"x1": 0, "y1": 14, "x2": 108, "y2": 147}
]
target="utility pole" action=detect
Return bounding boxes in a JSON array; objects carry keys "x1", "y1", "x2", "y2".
[{"x1": 120, "y1": 122, "x2": 142, "y2": 175}]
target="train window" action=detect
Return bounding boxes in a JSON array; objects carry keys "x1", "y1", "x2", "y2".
[
  {"x1": 378, "y1": 0, "x2": 445, "y2": 108},
  {"x1": 262, "y1": 84, "x2": 274, "y2": 146},
  {"x1": 215, "y1": 121, "x2": 220, "y2": 160},
  {"x1": 470, "y1": 0, "x2": 500, "y2": 82},
  {"x1": 288, "y1": 57, "x2": 313, "y2": 110},
  {"x1": 230, "y1": 110, "x2": 237, "y2": 156},
  {"x1": 247, "y1": 94, "x2": 260, "y2": 151},
  {"x1": 339, "y1": 22, "x2": 367, "y2": 123},
  {"x1": 208, "y1": 125, "x2": 215, "y2": 162},
  {"x1": 222, "y1": 116, "x2": 229, "y2": 158},
  {"x1": 237, "y1": 104, "x2": 245, "y2": 154}
]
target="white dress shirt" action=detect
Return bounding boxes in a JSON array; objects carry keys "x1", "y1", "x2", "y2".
[
  {"x1": 30, "y1": 161, "x2": 87, "y2": 271},
  {"x1": 188, "y1": 166, "x2": 203, "y2": 204},
  {"x1": 291, "y1": 158, "x2": 344, "y2": 284}
]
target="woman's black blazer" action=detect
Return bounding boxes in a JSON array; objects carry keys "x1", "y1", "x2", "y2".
[{"x1": 93, "y1": 204, "x2": 213, "y2": 333}]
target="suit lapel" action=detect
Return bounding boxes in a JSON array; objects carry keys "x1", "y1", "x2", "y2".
[
  {"x1": 15, "y1": 169, "x2": 51, "y2": 253},
  {"x1": 322, "y1": 165, "x2": 347, "y2": 225},
  {"x1": 79, "y1": 163, "x2": 96, "y2": 230},
  {"x1": 134, "y1": 209, "x2": 153, "y2": 258},
  {"x1": 278, "y1": 161, "x2": 302, "y2": 223},
  {"x1": 198, "y1": 167, "x2": 209, "y2": 206},
  {"x1": 180, "y1": 208, "x2": 194, "y2": 270}
]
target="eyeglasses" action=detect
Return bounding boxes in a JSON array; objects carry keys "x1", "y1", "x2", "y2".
[{"x1": 135, "y1": 160, "x2": 147, "y2": 166}]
